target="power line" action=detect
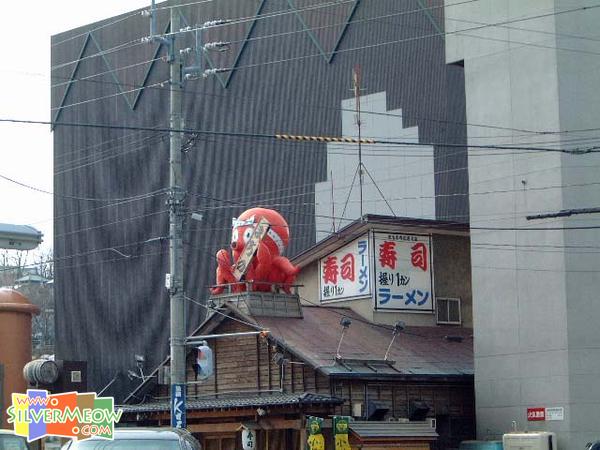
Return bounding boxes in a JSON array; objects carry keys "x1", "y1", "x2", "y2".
[
  {"x1": 184, "y1": 294, "x2": 266, "y2": 330},
  {"x1": 221, "y1": 3, "x2": 600, "y2": 73},
  {"x1": 51, "y1": 10, "x2": 146, "y2": 48},
  {"x1": 49, "y1": 0, "x2": 359, "y2": 72},
  {"x1": 30, "y1": 190, "x2": 168, "y2": 229},
  {"x1": 54, "y1": 209, "x2": 169, "y2": 239},
  {"x1": 51, "y1": 39, "x2": 146, "y2": 72},
  {"x1": 50, "y1": 81, "x2": 164, "y2": 113},
  {"x1": 50, "y1": 57, "x2": 164, "y2": 90},
  {"x1": 3, "y1": 118, "x2": 598, "y2": 154},
  {"x1": 0, "y1": 172, "x2": 167, "y2": 202},
  {"x1": 54, "y1": 132, "x2": 167, "y2": 175},
  {"x1": 48, "y1": 3, "x2": 600, "y2": 125}
]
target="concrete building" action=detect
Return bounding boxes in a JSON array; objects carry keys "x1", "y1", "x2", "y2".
[{"x1": 444, "y1": 1, "x2": 600, "y2": 447}]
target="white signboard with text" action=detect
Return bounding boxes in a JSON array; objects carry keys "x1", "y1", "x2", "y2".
[
  {"x1": 319, "y1": 236, "x2": 370, "y2": 302},
  {"x1": 373, "y1": 232, "x2": 434, "y2": 311}
]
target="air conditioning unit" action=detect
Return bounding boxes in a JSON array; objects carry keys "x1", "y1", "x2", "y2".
[
  {"x1": 437, "y1": 297, "x2": 461, "y2": 325},
  {"x1": 503, "y1": 432, "x2": 557, "y2": 450}
]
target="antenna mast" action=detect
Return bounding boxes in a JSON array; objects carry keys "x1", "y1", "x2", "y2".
[{"x1": 353, "y1": 65, "x2": 364, "y2": 220}]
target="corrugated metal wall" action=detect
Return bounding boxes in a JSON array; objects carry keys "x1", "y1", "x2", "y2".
[{"x1": 51, "y1": 0, "x2": 468, "y2": 400}]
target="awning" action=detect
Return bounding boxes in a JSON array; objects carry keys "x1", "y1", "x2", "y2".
[{"x1": 350, "y1": 421, "x2": 438, "y2": 440}]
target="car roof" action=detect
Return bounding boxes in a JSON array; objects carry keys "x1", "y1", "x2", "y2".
[
  {"x1": 86, "y1": 428, "x2": 188, "y2": 440},
  {"x1": 0, "y1": 430, "x2": 25, "y2": 436}
]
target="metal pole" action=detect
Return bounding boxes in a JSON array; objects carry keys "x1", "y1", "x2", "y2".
[
  {"x1": 168, "y1": 0, "x2": 186, "y2": 429},
  {"x1": 186, "y1": 330, "x2": 269, "y2": 344},
  {"x1": 353, "y1": 65, "x2": 364, "y2": 220}
]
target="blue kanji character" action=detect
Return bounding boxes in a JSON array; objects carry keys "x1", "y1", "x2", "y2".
[{"x1": 379, "y1": 288, "x2": 391, "y2": 305}]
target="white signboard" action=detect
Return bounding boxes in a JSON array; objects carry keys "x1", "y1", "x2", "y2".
[
  {"x1": 232, "y1": 218, "x2": 270, "y2": 280},
  {"x1": 373, "y1": 232, "x2": 434, "y2": 311},
  {"x1": 545, "y1": 407, "x2": 564, "y2": 421},
  {"x1": 319, "y1": 235, "x2": 370, "y2": 302},
  {"x1": 242, "y1": 428, "x2": 256, "y2": 450}
]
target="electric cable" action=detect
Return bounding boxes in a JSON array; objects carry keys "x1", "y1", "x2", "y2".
[
  {"x1": 3, "y1": 118, "x2": 598, "y2": 154},
  {"x1": 51, "y1": 10, "x2": 147, "y2": 48},
  {"x1": 50, "y1": 81, "x2": 165, "y2": 113},
  {"x1": 49, "y1": 0, "x2": 360, "y2": 72},
  {"x1": 0, "y1": 172, "x2": 167, "y2": 202},
  {"x1": 48, "y1": 3, "x2": 600, "y2": 118}
]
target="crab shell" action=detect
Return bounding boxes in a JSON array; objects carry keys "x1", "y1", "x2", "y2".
[{"x1": 230, "y1": 208, "x2": 290, "y2": 258}]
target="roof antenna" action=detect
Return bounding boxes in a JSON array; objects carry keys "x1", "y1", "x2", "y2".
[
  {"x1": 331, "y1": 170, "x2": 336, "y2": 233},
  {"x1": 353, "y1": 65, "x2": 364, "y2": 221},
  {"x1": 384, "y1": 321, "x2": 405, "y2": 361},
  {"x1": 336, "y1": 317, "x2": 352, "y2": 359}
]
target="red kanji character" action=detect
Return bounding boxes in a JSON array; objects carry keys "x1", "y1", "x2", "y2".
[
  {"x1": 322, "y1": 256, "x2": 339, "y2": 284},
  {"x1": 379, "y1": 241, "x2": 397, "y2": 269},
  {"x1": 411, "y1": 242, "x2": 428, "y2": 271},
  {"x1": 340, "y1": 253, "x2": 355, "y2": 281}
]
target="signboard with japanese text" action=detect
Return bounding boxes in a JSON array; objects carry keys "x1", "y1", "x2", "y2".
[
  {"x1": 319, "y1": 236, "x2": 370, "y2": 302},
  {"x1": 171, "y1": 383, "x2": 186, "y2": 428},
  {"x1": 527, "y1": 407, "x2": 546, "y2": 421},
  {"x1": 232, "y1": 218, "x2": 270, "y2": 280},
  {"x1": 545, "y1": 407, "x2": 564, "y2": 421},
  {"x1": 526, "y1": 406, "x2": 564, "y2": 421},
  {"x1": 373, "y1": 232, "x2": 434, "y2": 312}
]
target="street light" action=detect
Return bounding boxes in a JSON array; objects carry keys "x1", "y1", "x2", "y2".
[{"x1": 0, "y1": 224, "x2": 43, "y2": 251}]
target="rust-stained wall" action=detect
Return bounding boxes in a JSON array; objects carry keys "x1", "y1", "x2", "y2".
[{"x1": 0, "y1": 289, "x2": 39, "y2": 427}]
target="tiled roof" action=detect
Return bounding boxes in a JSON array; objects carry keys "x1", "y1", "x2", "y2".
[
  {"x1": 120, "y1": 392, "x2": 342, "y2": 413},
  {"x1": 257, "y1": 306, "x2": 473, "y2": 378}
]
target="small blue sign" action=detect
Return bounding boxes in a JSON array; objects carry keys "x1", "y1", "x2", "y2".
[{"x1": 171, "y1": 383, "x2": 186, "y2": 428}]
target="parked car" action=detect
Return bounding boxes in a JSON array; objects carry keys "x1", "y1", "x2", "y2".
[
  {"x1": 0, "y1": 430, "x2": 31, "y2": 450},
  {"x1": 61, "y1": 428, "x2": 200, "y2": 450}
]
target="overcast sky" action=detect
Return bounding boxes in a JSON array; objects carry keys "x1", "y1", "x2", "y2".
[{"x1": 0, "y1": 1, "x2": 151, "y2": 257}]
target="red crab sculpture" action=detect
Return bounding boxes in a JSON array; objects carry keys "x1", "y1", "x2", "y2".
[{"x1": 210, "y1": 208, "x2": 300, "y2": 295}]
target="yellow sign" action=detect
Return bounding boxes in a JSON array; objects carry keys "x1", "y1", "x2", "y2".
[
  {"x1": 333, "y1": 416, "x2": 351, "y2": 450},
  {"x1": 306, "y1": 416, "x2": 325, "y2": 450}
]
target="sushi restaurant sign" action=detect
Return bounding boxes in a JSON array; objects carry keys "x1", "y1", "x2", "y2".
[{"x1": 319, "y1": 231, "x2": 434, "y2": 313}]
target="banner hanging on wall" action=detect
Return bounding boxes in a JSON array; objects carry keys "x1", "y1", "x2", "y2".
[
  {"x1": 333, "y1": 416, "x2": 351, "y2": 450},
  {"x1": 319, "y1": 235, "x2": 370, "y2": 302},
  {"x1": 372, "y1": 232, "x2": 434, "y2": 312},
  {"x1": 306, "y1": 416, "x2": 325, "y2": 450}
]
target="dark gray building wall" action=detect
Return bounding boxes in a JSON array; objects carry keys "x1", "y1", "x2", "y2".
[{"x1": 51, "y1": 0, "x2": 468, "y2": 400}]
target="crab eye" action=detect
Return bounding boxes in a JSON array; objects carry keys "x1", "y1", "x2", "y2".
[
  {"x1": 243, "y1": 228, "x2": 253, "y2": 243},
  {"x1": 232, "y1": 229, "x2": 239, "y2": 243}
]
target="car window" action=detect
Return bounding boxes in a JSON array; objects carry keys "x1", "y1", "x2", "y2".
[
  {"x1": 68, "y1": 439, "x2": 181, "y2": 450},
  {"x1": 0, "y1": 435, "x2": 30, "y2": 450}
]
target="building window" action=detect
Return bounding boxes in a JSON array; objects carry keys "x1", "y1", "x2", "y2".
[{"x1": 436, "y1": 298, "x2": 461, "y2": 325}]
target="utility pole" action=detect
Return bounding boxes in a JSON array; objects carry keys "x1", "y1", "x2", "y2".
[
  {"x1": 167, "y1": 0, "x2": 187, "y2": 430},
  {"x1": 143, "y1": 0, "x2": 231, "y2": 429}
]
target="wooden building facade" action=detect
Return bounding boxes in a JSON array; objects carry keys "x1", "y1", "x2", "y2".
[{"x1": 121, "y1": 298, "x2": 474, "y2": 450}]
